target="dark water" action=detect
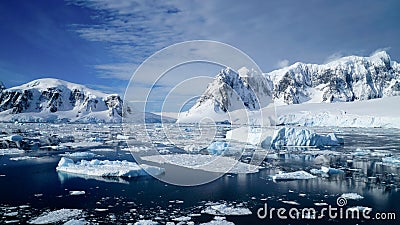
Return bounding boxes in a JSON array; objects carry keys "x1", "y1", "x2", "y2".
[{"x1": 1, "y1": 125, "x2": 400, "y2": 224}]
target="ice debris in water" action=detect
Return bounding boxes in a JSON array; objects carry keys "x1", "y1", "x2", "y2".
[
  {"x1": 310, "y1": 166, "x2": 344, "y2": 175},
  {"x1": 142, "y1": 154, "x2": 260, "y2": 174},
  {"x1": 134, "y1": 220, "x2": 159, "y2": 225},
  {"x1": 69, "y1": 191, "x2": 85, "y2": 196},
  {"x1": 340, "y1": 193, "x2": 364, "y2": 200},
  {"x1": 200, "y1": 216, "x2": 235, "y2": 225},
  {"x1": 56, "y1": 157, "x2": 165, "y2": 177},
  {"x1": 272, "y1": 170, "x2": 316, "y2": 181},
  {"x1": 202, "y1": 203, "x2": 252, "y2": 216},
  {"x1": 60, "y1": 152, "x2": 97, "y2": 158},
  {"x1": 207, "y1": 142, "x2": 230, "y2": 155},
  {"x1": 28, "y1": 209, "x2": 82, "y2": 224},
  {"x1": 382, "y1": 157, "x2": 400, "y2": 166}
]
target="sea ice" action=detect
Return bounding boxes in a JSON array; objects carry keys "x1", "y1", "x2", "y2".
[
  {"x1": 271, "y1": 171, "x2": 316, "y2": 181},
  {"x1": 0, "y1": 149, "x2": 24, "y2": 155},
  {"x1": 201, "y1": 203, "x2": 252, "y2": 216},
  {"x1": 340, "y1": 193, "x2": 364, "y2": 200},
  {"x1": 28, "y1": 209, "x2": 82, "y2": 224},
  {"x1": 200, "y1": 217, "x2": 235, "y2": 225},
  {"x1": 56, "y1": 157, "x2": 165, "y2": 177},
  {"x1": 142, "y1": 154, "x2": 260, "y2": 174},
  {"x1": 134, "y1": 220, "x2": 159, "y2": 225},
  {"x1": 382, "y1": 157, "x2": 400, "y2": 166},
  {"x1": 63, "y1": 218, "x2": 89, "y2": 225},
  {"x1": 61, "y1": 152, "x2": 97, "y2": 158},
  {"x1": 69, "y1": 191, "x2": 85, "y2": 196},
  {"x1": 207, "y1": 142, "x2": 229, "y2": 155}
]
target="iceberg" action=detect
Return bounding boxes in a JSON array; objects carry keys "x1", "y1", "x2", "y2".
[
  {"x1": 269, "y1": 127, "x2": 343, "y2": 148},
  {"x1": 271, "y1": 171, "x2": 316, "y2": 181},
  {"x1": 134, "y1": 220, "x2": 159, "y2": 225},
  {"x1": 201, "y1": 203, "x2": 252, "y2": 216},
  {"x1": 56, "y1": 157, "x2": 165, "y2": 177},
  {"x1": 28, "y1": 209, "x2": 82, "y2": 224}
]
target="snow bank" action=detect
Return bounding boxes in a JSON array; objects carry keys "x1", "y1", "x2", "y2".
[
  {"x1": 28, "y1": 209, "x2": 82, "y2": 224},
  {"x1": 56, "y1": 157, "x2": 164, "y2": 177},
  {"x1": 142, "y1": 154, "x2": 260, "y2": 174},
  {"x1": 272, "y1": 171, "x2": 316, "y2": 181},
  {"x1": 202, "y1": 203, "x2": 252, "y2": 216}
]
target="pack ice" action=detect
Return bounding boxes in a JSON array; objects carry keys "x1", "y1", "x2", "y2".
[{"x1": 56, "y1": 157, "x2": 165, "y2": 177}]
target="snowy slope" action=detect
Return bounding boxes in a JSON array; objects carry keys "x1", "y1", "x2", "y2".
[
  {"x1": 0, "y1": 78, "x2": 171, "y2": 123},
  {"x1": 269, "y1": 51, "x2": 400, "y2": 105},
  {"x1": 177, "y1": 67, "x2": 272, "y2": 123}
]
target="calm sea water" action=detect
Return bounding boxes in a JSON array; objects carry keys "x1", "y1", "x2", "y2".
[{"x1": 1, "y1": 125, "x2": 400, "y2": 224}]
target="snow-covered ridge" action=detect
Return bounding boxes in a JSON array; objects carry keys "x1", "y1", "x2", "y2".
[
  {"x1": 0, "y1": 78, "x2": 172, "y2": 123},
  {"x1": 268, "y1": 51, "x2": 400, "y2": 105}
]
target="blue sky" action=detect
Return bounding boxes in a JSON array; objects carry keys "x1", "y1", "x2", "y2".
[{"x1": 1, "y1": 0, "x2": 400, "y2": 111}]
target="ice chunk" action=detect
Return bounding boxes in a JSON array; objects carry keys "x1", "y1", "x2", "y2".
[
  {"x1": 200, "y1": 217, "x2": 235, "y2": 225},
  {"x1": 69, "y1": 191, "x2": 85, "y2": 196},
  {"x1": 63, "y1": 218, "x2": 88, "y2": 225},
  {"x1": 352, "y1": 148, "x2": 371, "y2": 156},
  {"x1": 270, "y1": 127, "x2": 343, "y2": 148},
  {"x1": 142, "y1": 154, "x2": 260, "y2": 174},
  {"x1": 311, "y1": 166, "x2": 344, "y2": 175},
  {"x1": 172, "y1": 216, "x2": 191, "y2": 222},
  {"x1": 134, "y1": 220, "x2": 159, "y2": 225},
  {"x1": 281, "y1": 200, "x2": 300, "y2": 205},
  {"x1": 60, "y1": 152, "x2": 96, "y2": 159},
  {"x1": 9, "y1": 156, "x2": 38, "y2": 161},
  {"x1": 382, "y1": 157, "x2": 400, "y2": 166},
  {"x1": 201, "y1": 203, "x2": 252, "y2": 215},
  {"x1": 28, "y1": 209, "x2": 82, "y2": 224},
  {"x1": 207, "y1": 142, "x2": 229, "y2": 155},
  {"x1": 272, "y1": 171, "x2": 316, "y2": 181},
  {"x1": 340, "y1": 193, "x2": 364, "y2": 200},
  {"x1": 56, "y1": 157, "x2": 165, "y2": 177},
  {"x1": 116, "y1": 134, "x2": 129, "y2": 140},
  {"x1": 0, "y1": 149, "x2": 24, "y2": 155}
]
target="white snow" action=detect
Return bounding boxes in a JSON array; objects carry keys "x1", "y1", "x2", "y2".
[
  {"x1": 28, "y1": 209, "x2": 82, "y2": 224},
  {"x1": 272, "y1": 171, "x2": 316, "y2": 181},
  {"x1": 56, "y1": 157, "x2": 165, "y2": 177},
  {"x1": 340, "y1": 193, "x2": 364, "y2": 200},
  {"x1": 142, "y1": 154, "x2": 260, "y2": 174},
  {"x1": 202, "y1": 203, "x2": 252, "y2": 216}
]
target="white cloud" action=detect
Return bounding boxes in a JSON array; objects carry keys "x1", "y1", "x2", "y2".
[
  {"x1": 277, "y1": 59, "x2": 289, "y2": 68},
  {"x1": 324, "y1": 52, "x2": 344, "y2": 63}
]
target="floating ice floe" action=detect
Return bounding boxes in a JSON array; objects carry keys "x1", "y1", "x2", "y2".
[
  {"x1": 56, "y1": 157, "x2": 165, "y2": 177},
  {"x1": 28, "y1": 209, "x2": 82, "y2": 224},
  {"x1": 9, "y1": 156, "x2": 38, "y2": 161},
  {"x1": 60, "y1": 152, "x2": 97, "y2": 159},
  {"x1": 69, "y1": 191, "x2": 85, "y2": 196},
  {"x1": 142, "y1": 154, "x2": 260, "y2": 174},
  {"x1": 382, "y1": 157, "x2": 400, "y2": 166},
  {"x1": 272, "y1": 171, "x2": 316, "y2": 181},
  {"x1": 0, "y1": 149, "x2": 24, "y2": 155},
  {"x1": 340, "y1": 193, "x2": 364, "y2": 200},
  {"x1": 63, "y1": 218, "x2": 89, "y2": 225},
  {"x1": 172, "y1": 216, "x2": 192, "y2": 222},
  {"x1": 200, "y1": 216, "x2": 235, "y2": 225},
  {"x1": 281, "y1": 200, "x2": 300, "y2": 205},
  {"x1": 202, "y1": 203, "x2": 252, "y2": 216},
  {"x1": 347, "y1": 206, "x2": 372, "y2": 212},
  {"x1": 134, "y1": 220, "x2": 159, "y2": 225},
  {"x1": 207, "y1": 142, "x2": 229, "y2": 155},
  {"x1": 352, "y1": 148, "x2": 371, "y2": 156},
  {"x1": 310, "y1": 166, "x2": 344, "y2": 175}
]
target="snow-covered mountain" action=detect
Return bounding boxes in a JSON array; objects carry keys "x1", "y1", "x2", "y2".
[
  {"x1": 0, "y1": 78, "x2": 170, "y2": 123},
  {"x1": 269, "y1": 51, "x2": 400, "y2": 105},
  {"x1": 177, "y1": 67, "x2": 273, "y2": 123},
  {"x1": 179, "y1": 51, "x2": 400, "y2": 122}
]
